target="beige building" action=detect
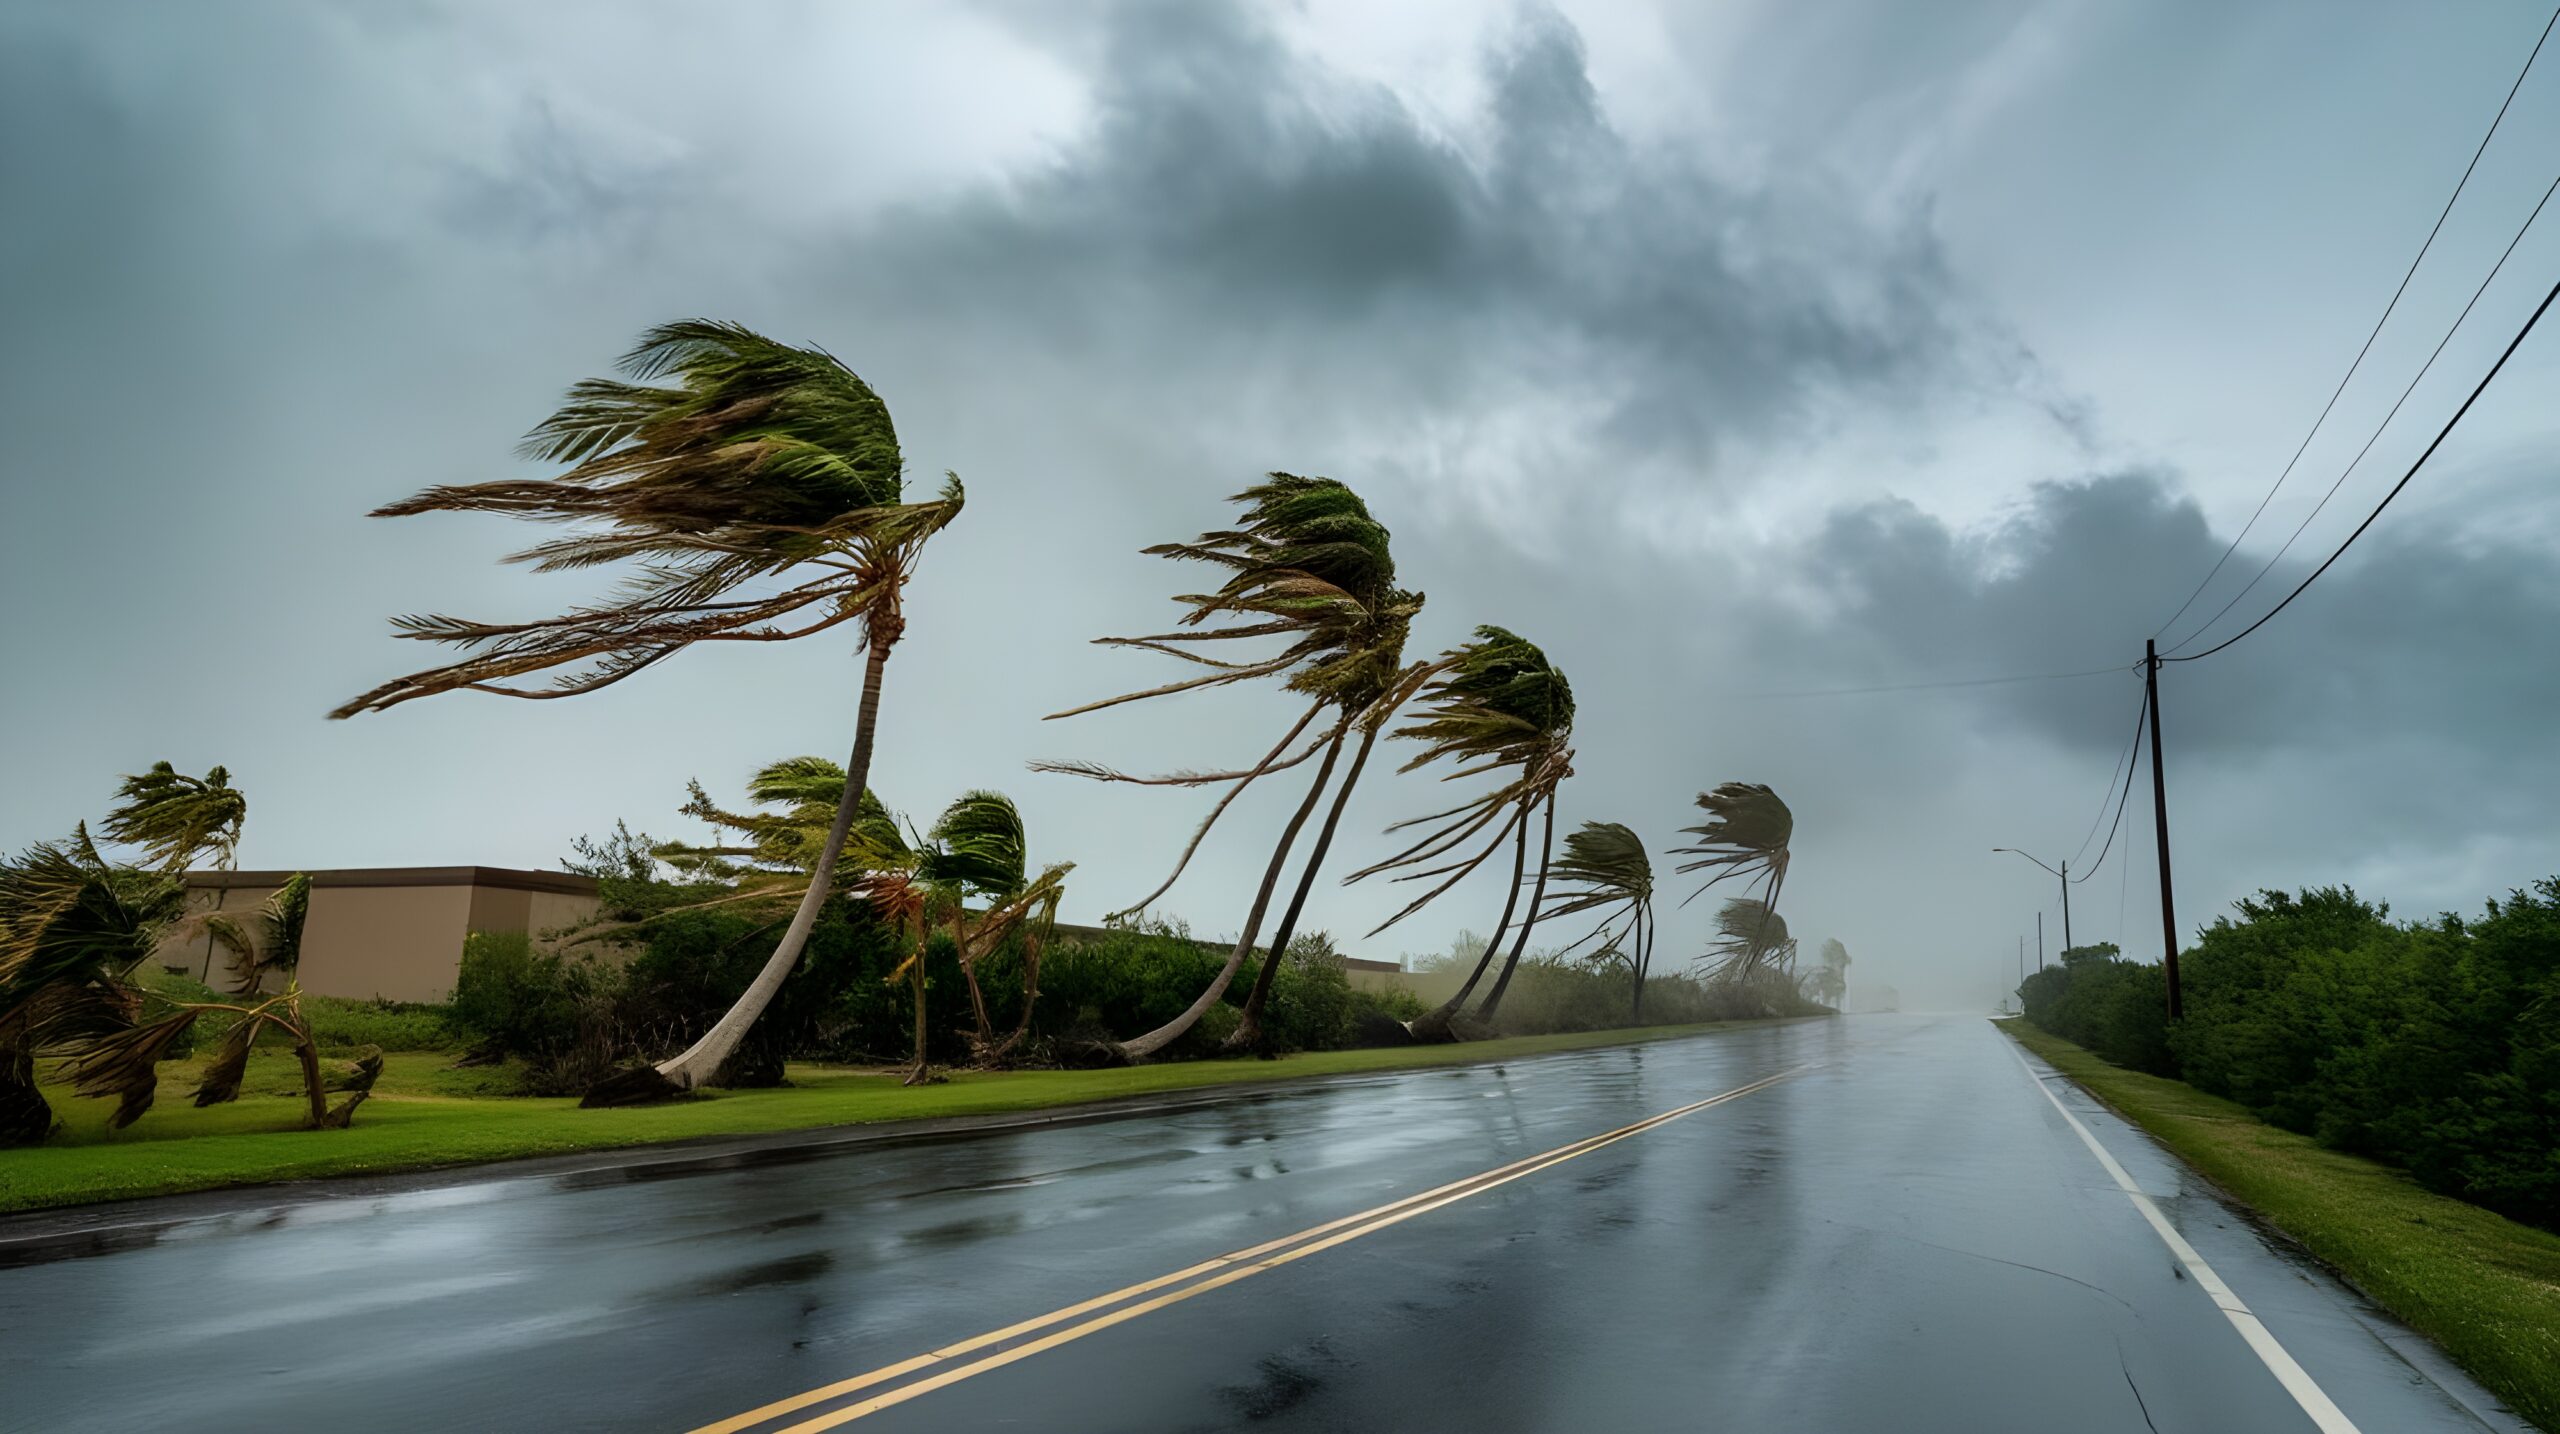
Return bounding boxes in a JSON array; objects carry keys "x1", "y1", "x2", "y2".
[{"x1": 162, "y1": 866, "x2": 599, "y2": 1003}]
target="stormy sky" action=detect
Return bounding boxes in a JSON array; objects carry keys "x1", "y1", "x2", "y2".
[{"x1": 5, "y1": 0, "x2": 2557, "y2": 1009}]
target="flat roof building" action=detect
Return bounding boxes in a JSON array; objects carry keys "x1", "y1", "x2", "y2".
[{"x1": 161, "y1": 866, "x2": 599, "y2": 1004}]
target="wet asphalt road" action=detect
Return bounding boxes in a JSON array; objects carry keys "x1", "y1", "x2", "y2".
[{"x1": 0, "y1": 1014, "x2": 2530, "y2": 1433}]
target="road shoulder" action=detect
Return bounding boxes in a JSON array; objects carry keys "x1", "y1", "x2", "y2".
[{"x1": 1997, "y1": 1017, "x2": 2559, "y2": 1433}]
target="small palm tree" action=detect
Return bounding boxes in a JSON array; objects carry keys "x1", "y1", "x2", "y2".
[
  {"x1": 1040, "y1": 474, "x2": 1421, "y2": 1061},
  {"x1": 330, "y1": 321, "x2": 961, "y2": 1102},
  {"x1": 1807, "y1": 937, "x2": 1851, "y2": 1008},
  {"x1": 844, "y1": 791, "x2": 1072, "y2": 1082},
  {"x1": 1537, "y1": 821, "x2": 1656, "y2": 1020},
  {"x1": 1346, "y1": 627, "x2": 1574, "y2": 1040},
  {"x1": 0, "y1": 830, "x2": 181, "y2": 1146},
  {"x1": 101, "y1": 762, "x2": 247, "y2": 872},
  {"x1": 200, "y1": 872, "x2": 310, "y2": 995},
  {"x1": 910, "y1": 791, "x2": 1073, "y2": 1068}
]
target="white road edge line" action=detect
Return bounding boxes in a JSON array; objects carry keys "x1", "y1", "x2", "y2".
[{"x1": 2005, "y1": 1039, "x2": 2362, "y2": 1434}]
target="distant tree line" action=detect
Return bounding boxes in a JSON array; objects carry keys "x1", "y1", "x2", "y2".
[{"x1": 2020, "y1": 880, "x2": 2560, "y2": 1231}]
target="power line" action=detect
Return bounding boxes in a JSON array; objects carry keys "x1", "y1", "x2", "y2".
[
  {"x1": 1732, "y1": 664, "x2": 2132, "y2": 699},
  {"x1": 2166, "y1": 170, "x2": 2560, "y2": 655},
  {"x1": 2071, "y1": 699, "x2": 2144, "y2": 885},
  {"x1": 2067, "y1": 685, "x2": 2149, "y2": 869},
  {"x1": 2167, "y1": 268, "x2": 2560, "y2": 664},
  {"x1": 2148, "y1": 3, "x2": 2559, "y2": 643}
]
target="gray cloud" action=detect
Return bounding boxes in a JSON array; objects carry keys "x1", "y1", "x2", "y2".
[{"x1": 847, "y1": 2, "x2": 1999, "y2": 476}]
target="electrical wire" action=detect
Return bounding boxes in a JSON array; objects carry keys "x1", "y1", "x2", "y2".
[
  {"x1": 1731, "y1": 664, "x2": 2133, "y2": 699},
  {"x1": 2166, "y1": 267, "x2": 2560, "y2": 664},
  {"x1": 2148, "y1": 3, "x2": 2559, "y2": 643},
  {"x1": 2070, "y1": 697, "x2": 2145, "y2": 885},
  {"x1": 2067, "y1": 685, "x2": 2150, "y2": 870},
  {"x1": 2165, "y1": 170, "x2": 2560, "y2": 655}
]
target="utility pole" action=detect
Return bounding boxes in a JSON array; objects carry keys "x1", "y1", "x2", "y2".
[
  {"x1": 2059, "y1": 859, "x2": 2072, "y2": 953},
  {"x1": 2037, "y1": 911, "x2": 2044, "y2": 971},
  {"x1": 2017, "y1": 934, "x2": 2024, "y2": 991},
  {"x1": 2145, "y1": 639, "x2": 2183, "y2": 1019}
]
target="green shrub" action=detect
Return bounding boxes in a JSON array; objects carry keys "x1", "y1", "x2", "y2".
[
  {"x1": 300, "y1": 996, "x2": 458, "y2": 1053},
  {"x1": 2024, "y1": 880, "x2": 2560, "y2": 1231}
]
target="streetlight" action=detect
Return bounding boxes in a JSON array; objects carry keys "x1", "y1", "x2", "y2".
[{"x1": 1992, "y1": 847, "x2": 2072, "y2": 955}]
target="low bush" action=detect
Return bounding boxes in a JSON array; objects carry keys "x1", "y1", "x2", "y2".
[{"x1": 300, "y1": 996, "x2": 459, "y2": 1053}]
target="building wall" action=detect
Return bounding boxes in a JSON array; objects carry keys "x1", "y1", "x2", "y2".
[
  {"x1": 157, "y1": 868, "x2": 602, "y2": 1005},
  {"x1": 298, "y1": 885, "x2": 478, "y2": 1003}
]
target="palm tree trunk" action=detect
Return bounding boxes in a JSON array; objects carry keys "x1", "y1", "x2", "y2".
[
  {"x1": 984, "y1": 929, "x2": 1044, "y2": 1065},
  {"x1": 956, "y1": 908, "x2": 995, "y2": 1053},
  {"x1": 1112, "y1": 720, "x2": 1348, "y2": 1062},
  {"x1": 1410, "y1": 799, "x2": 1532, "y2": 1043},
  {"x1": 1226, "y1": 715, "x2": 1376, "y2": 1053},
  {"x1": 1474, "y1": 793, "x2": 1558, "y2": 1023},
  {"x1": 1629, "y1": 905, "x2": 1651, "y2": 1022},
  {"x1": 613, "y1": 643, "x2": 893, "y2": 1100},
  {"x1": 903, "y1": 931, "x2": 931, "y2": 1085}
]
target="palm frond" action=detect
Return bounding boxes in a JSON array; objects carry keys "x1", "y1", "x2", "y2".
[
  {"x1": 338, "y1": 321, "x2": 962, "y2": 718},
  {"x1": 100, "y1": 762, "x2": 247, "y2": 872}
]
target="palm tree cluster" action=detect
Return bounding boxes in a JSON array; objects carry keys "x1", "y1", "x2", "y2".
[
  {"x1": 0, "y1": 767, "x2": 347, "y2": 1146},
  {"x1": 307, "y1": 318, "x2": 1840, "y2": 1103}
]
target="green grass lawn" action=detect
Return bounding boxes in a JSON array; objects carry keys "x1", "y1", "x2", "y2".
[
  {"x1": 1997, "y1": 1019, "x2": 2560, "y2": 1432},
  {"x1": 2, "y1": 1020, "x2": 1791, "y2": 1217}
]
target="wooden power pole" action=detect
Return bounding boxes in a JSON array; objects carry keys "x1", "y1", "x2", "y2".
[{"x1": 2146, "y1": 639, "x2": 2183, "y2": 1019}]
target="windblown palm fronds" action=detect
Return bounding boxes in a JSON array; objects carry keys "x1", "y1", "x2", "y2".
[
  {"x1": 1039, "y1": 473, "x2": 1422, "y2": 922},
  {"x1": 333, "y1": 319, "x2": 961, "y2": 718},
  {"x1": 1538, "y1": 821, "x2": 1657, "y2": 1016},
  {"x1": 0, "y1": 830, "x2": 187, "y2": 1145},
  {"x1": 1039, "y1": 473, "x2": 1421, "y2": 1061},
  {"x1": 1701, "y1": 897, "x2": 1794, "y2": 982},
  {"x1": 1673, "y1": 782, "x2": 1796, "y2": 992},
  {"x1": 101, "y1": 762, "x2": 247, "y2": 872},
  {"x1": 197, "y1": 872, "x2": 311, "y2": 995},
  {"x1": 1348, "y1": 626, "x2": 1576, "y2": 938},
  {"x1": 1674, "y1": 782, "x2": 1793, "y2": 903},
  {"x1": 844, "y1": 789, "x2": 1073, "y2": 1078},
  {"x1": 338, "y1": 320, "x2": 965, "y2": 1101}
]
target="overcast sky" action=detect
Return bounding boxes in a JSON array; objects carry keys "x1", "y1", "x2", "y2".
[{"x1": 6, "y1": 0, "x2": 2558, "y2": 1010}]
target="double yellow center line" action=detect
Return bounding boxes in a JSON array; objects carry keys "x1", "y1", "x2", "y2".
[{"x1": 693, "y1": 1062, "x2": 1815, "y2": 1433}]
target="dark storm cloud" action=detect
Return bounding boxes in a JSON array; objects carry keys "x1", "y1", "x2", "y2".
[
  {"x1": 1742, "y1": 470, "x2": 2560, "y2": 765},
  {"x1": 855, "y1": 2, "x2": 1993, "y2": 466}
]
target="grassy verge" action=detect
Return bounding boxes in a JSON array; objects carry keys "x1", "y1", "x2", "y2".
[
  {"x1": 2, "y1": 1019, "x2": 1792, "y2": 1217},
  {"x1": 1996, "y1": 1019, "x2": 2560, "y2": 1431}
]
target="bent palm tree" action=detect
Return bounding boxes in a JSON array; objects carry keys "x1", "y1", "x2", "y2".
[
  {"x1": 101, "y1": 762, "x2": 247, "y2": 872},
  {"x1": 1537, "y1": 821, "x2": 1656, "y2": 1020},
  {"x1": 330, "y1": 321, "x2": 960, "y2": 1101},
  {"x1": 841, "y1": 791, "x2": 1071, "y2": 1082},
  {"x1": 1346, "y1": 627, "x2": 1574, "y2": 1040},
  {"x1": 1808, "y1": 937, "x2": 1852, "y2": 1008},
  {"x1": 1040, "y1": 474, "x2": 1420, "y2": 1061},
  {"x1": 1673, "y1": 782, "x2": 1794, "y2": 981},
  {"x1": 1700, "y1": 897, "x2": 1797, "y2": 1001},
  {"x1": 0, "y1": 829, "x2": 179, "y2": 1146},
  {"x1": 911, "y1": 791, "x2": 1073, "y2": 1066}
]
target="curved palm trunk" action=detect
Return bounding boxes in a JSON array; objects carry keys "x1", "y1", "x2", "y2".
[
  {"x1": 1112, "y1": 722, "x2": 1348, "y2": 1062},
  {"x1": 955, "y1": 907, "x2": 996, "y2": 1051},
  {"x1": 1226, "y1": 716, "x2": 1378, "y2": 1053},
  {"x1": 599, "y1": 644, "x2": 894, "y2": 1102},
  {"x1": 982, "y1": 928, "x2": 1045, "y2": 1066},
  {"x1": 1474, "y1": 793, "x2": 1558, "y2": 1023},
  {"x1": 1409, "y1": 799, "x2": 1532, "y2": 1043}
]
